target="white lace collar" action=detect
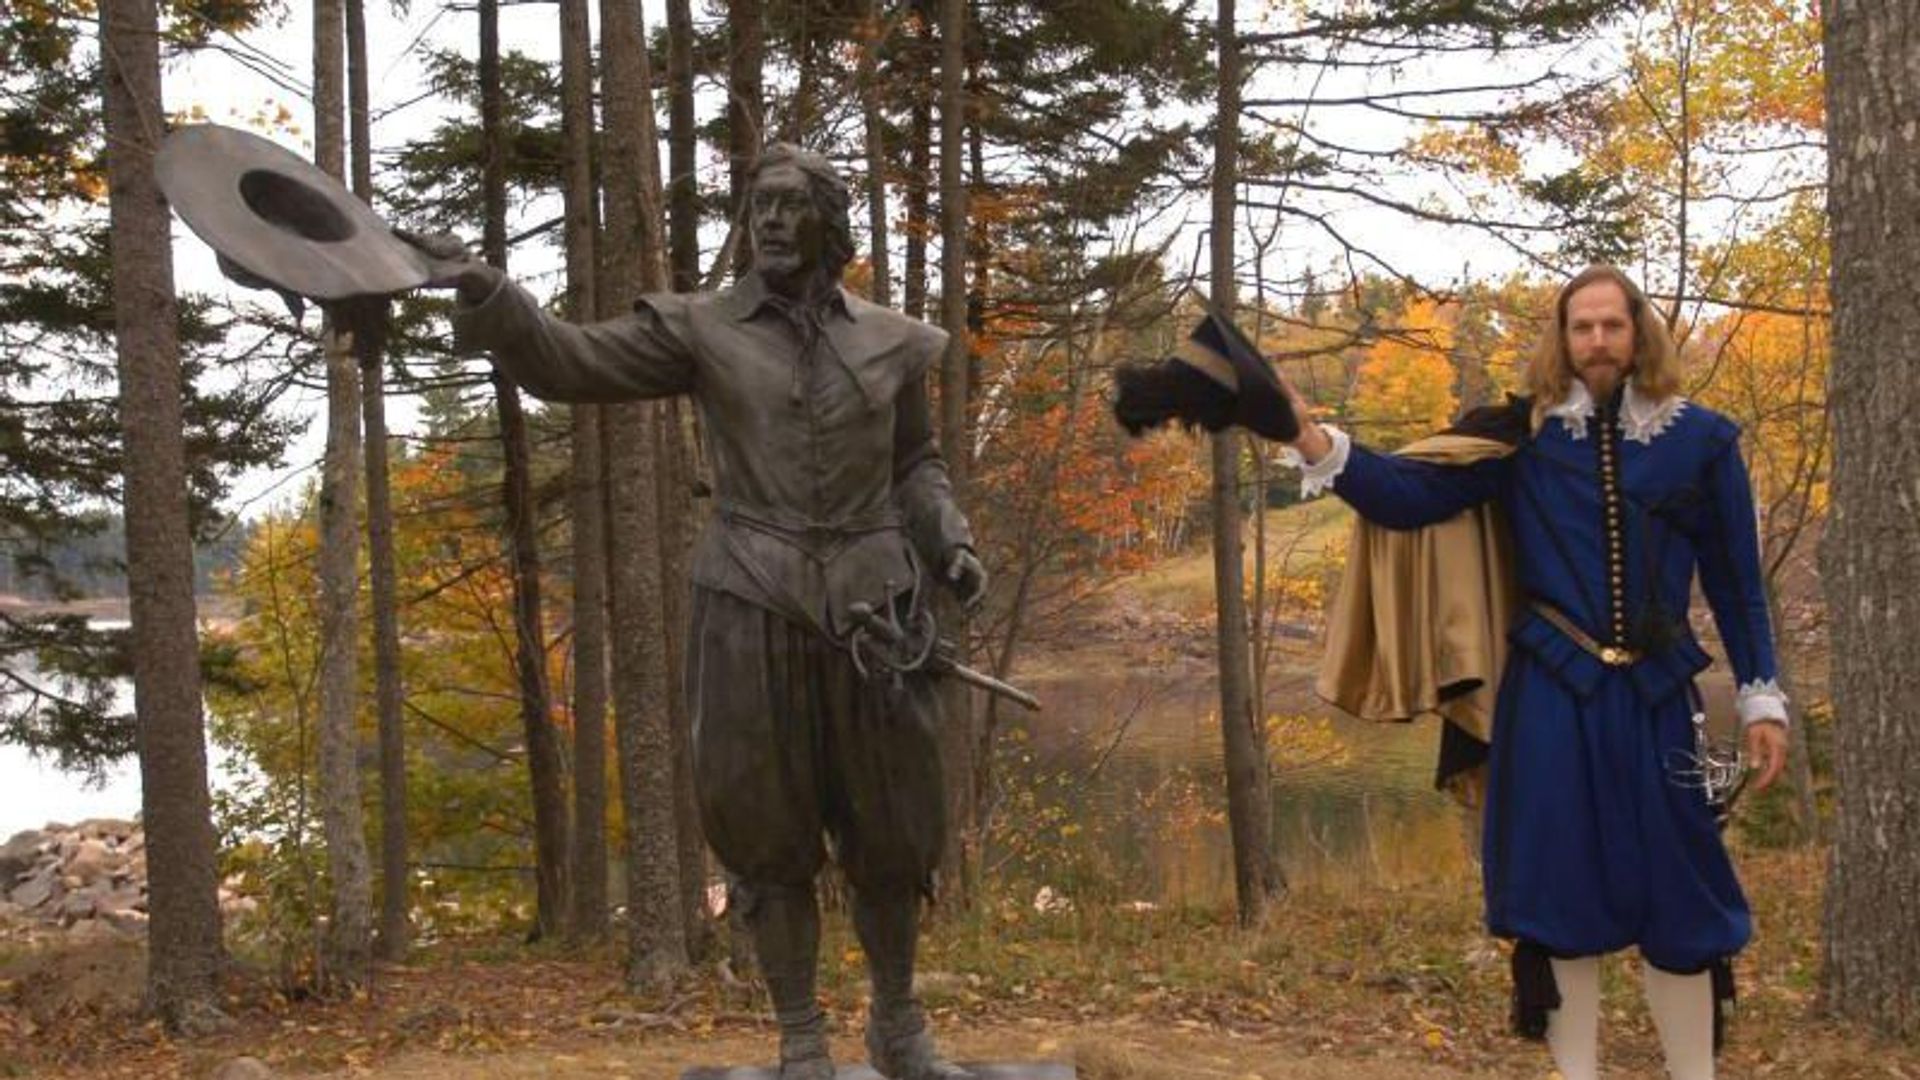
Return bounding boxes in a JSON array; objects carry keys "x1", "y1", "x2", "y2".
[{"x1": 1545, "y1": 381, "x2": 1687, "y2": 444}]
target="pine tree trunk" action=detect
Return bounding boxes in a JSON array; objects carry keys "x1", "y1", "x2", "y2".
[
  {"x1": 902, "y1": 0, "x2": 932, "y2": 321},
  {"x1": 658, "y1": 401, "x2": 709, "y2": 959},
  {"x1": 662, "y1": 0, "x2": 711, "y2": 959},
  {"x1": 861, "y1": 0, "x2": 892, "y2": 307},
  {"x1": 558, "y1": 0, "x2": 609, "y2": 943},
  {"x1": 346, "y1": 0, "x2": 410, "y2": 964},
  {"x1": 602, "y1": 0, "x2": 689, "y2": 986},
  {"x1": 1819, "y1": 0, "x2": 1920, "y2": 1038},
  {"x1": 935, "y1": 0, "x2": 975, "y2": 907},
  {"x1": 100, "y1": 0, "x2": 225, "y2": 1030},
  {"x1": 480, "y1": 0, "x2": 571, "y2": 940},
  {"x1": 311, "y1": 0, "x2": 374, "y2": 989},
  {"x1": 667, "y1": 0, "x2": 699, "y2": 292},
  {"x1": 727, "y1": 0, "x2": 765, "y2": 277},
  {"x1": 1210, "y1": 0, "x2": 1279, "y2": 930}
]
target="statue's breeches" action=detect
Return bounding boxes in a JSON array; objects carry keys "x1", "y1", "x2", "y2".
[{"x1": 688, "y1": 588, "x2": 948, "y2": 894}]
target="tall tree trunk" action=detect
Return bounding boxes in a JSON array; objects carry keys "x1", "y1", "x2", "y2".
[
  {"x1": 311, "y1": 0, "x2": 374, "y2": 989},
  {"x1": 902, "y1": 0, "x2": 932, "y2": 320},
  {"x1": 658, "y1": 401, "x2": 708, "y2": 959},
  {"x1": 1820, "y1": 0, "x2": 1920, "y2": 1038},
  {"x1": 662, "y1": 0, "x2": 711, "y2": 957},
  {"x1": 934, "y1": 0, "x2": 975, "y2": 907},
  {"x1": 1210, "y1": 0, "x2": 1279, "y2": 929},
  {"x1": 558, "y1": 0, "x2": 610, "y2": 943},
  {"x1": 667, "y1": 0, "x2": 699, "y2": 292},
  {"x1": 860, "y1": 0, "x2": 891, "y2": 306},
  {"x1": 346, "y1": 0, "x2": 409, "y2": 964},
  {"x1": 100, "y1": 0, "x2": 225, "y2": 1030},
  {"x1": 727, "y1": 0, "x2": 765, "y2": 277},
  {"x1": 602, "y1": 0, "x2": 689, "y2": 986},
  {"x1": 480, "y1": 0, "x2": 572, "y2": 941}
]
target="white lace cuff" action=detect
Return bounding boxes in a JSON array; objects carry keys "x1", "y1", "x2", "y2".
[
  {"x1": 1279, "y1": 425, "x2": 1352, "y2": 499},
  {"x1": 1735, "y1": 678, "x2": 1789, "y2": 727}
]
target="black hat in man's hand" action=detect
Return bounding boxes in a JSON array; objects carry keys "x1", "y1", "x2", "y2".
[{"x1": 1112, "y1": 309, "x2": 1300, "y2": 442}]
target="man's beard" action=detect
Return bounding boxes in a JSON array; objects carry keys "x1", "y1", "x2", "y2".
[{"x1": 1577, "y1": 354, "x2": 1629, "y2": 396}]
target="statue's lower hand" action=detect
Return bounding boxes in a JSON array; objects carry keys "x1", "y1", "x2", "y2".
[
  {"x1": 944, "y1": 547, "x2": 988, "y2": 612},
  {"x1": 392, "y1": 227, "x2": 501, "y2": 303}
]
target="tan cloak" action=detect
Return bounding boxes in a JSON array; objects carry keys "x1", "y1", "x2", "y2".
[{"x1": 1314, "y1": 434, "x2": 1522, "y2": 807}]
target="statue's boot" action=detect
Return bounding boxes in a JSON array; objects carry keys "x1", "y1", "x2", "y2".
[
  {"x1": 744, "y1": 881, "x2": 836, "y2": 1080},
  {"x1": 854, "y1": 888, "x2": 973, "y2": 1080}
]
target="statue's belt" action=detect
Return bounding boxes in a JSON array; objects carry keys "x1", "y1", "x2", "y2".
[
  {"x1": 712, "y1": 498, "x2": 917, "y2": 642},
  {"x1": 716, "y1": 498, "x2": 904, "y2": 555}
]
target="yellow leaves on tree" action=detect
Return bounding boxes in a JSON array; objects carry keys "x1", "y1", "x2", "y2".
[{"x1": 1349, "y1": 299, "x2": 1459, "y2": 449}]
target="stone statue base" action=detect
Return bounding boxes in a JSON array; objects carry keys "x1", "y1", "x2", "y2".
[{"x1": 682, "y1": 1065, "x2": 1075, "y2": 1079}]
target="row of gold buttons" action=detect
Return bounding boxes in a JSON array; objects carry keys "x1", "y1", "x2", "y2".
[{"x1": 1598, "y1": 404, "x2": 1627, "y2": 647}]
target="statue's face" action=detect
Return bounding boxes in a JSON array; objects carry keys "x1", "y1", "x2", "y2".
[{"x1": 749, "y1": 163, "x2": 826, "y2": 283}]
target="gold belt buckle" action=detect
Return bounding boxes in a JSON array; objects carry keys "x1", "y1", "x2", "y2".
[{"x1": 1600, "y1": 646, "x2": 1631, "y2": 666}]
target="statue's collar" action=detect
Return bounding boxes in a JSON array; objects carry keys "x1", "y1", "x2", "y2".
[{"x1": 723, "y1": 270, "x2": 858, "y2": 324}]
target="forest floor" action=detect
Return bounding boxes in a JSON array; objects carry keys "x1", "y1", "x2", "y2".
[
  {"x1": 6, "y1": 847, "x2": 1918, "y2": 1078},
  {"x1": 3, "y1": 501, "x2": 1881, "y2": 1078}
]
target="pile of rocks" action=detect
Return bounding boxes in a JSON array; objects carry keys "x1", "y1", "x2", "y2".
[{"x1": 1, "y1": 819, "x2": 152, "y2": 936}]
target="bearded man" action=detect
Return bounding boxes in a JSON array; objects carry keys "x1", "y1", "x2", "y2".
[
  {"x1": 419, "y1": 144, "x2": 984, "y2": 1080},
  {"x1": 1275, "y1": 266, "x2": 1790, "y2": 1080}
]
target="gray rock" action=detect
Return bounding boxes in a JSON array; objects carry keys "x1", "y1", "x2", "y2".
[
  {"x1": 10, "y1": 865, "x2": 58, "y2": 910},
  {"x1": 94, "y1": 886, "x2": 143, "y2": 914},
  {"x1": 0, "y1": 830, "x2": 46, "y2": 883},
  {"x1": 58, "y1": 891, "x2": 95, "y2": 922},
  {"x1": 101, "y1": 907, "x2": 149, "y2": 935},
  {"x1": 209, "y1": 1056, "x2": 274, "y2": 1079}
]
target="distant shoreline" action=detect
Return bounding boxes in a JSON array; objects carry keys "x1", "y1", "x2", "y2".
[{"x1": 0, "y1": 594, "x2": 238, "y2": 627}]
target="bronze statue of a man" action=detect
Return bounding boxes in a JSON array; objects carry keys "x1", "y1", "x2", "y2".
[{"x1": 423, "y1": 145, "x2": 982, "y2": 1080}]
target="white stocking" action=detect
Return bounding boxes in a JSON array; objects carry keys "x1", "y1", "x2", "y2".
[
  {"x1": 1642, "y1": 961, "x2": 1714, "y2": 1080},
  {"x1": 1546, "y1": 955, "x2": 1601, "y2": 1080}
]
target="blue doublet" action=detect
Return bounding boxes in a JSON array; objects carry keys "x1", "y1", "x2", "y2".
[{"x1": 1327, "y1": 389, "x2": 1780, "y2": 971}]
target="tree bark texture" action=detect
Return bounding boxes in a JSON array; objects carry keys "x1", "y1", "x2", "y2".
[
  {"x1": 861, "y1": 0, "x2": 892, "y2": 307},
  {"x1": 1820, "y1": 0, "x2": 1920, "y2": 1039},
  {"x1": 480, "y1": 0, "x2": 572, "y2": 940},
  {"x1": 601, "y1": 0, "x2": 689, "y2": 984},
  {"x1": 558, "y1": 0, "x2": 610, "y2": 942},
  {"x1": 902, "y1": 0, "x2": 932, "y2": 321},
  {"x1": 727, "y1": 0, "x2": 765, "y2": 276},
  {"x1": 346, "y1": 0, "x2": 410, "y2": 963},
  {"x1": 100, "y1": 0, "x2": 226, "y2": 1029},
  {"x1": 933, "y1": 0, "x2": 978, "y2": 906},
  {"x1": 311, "y1": 0, "x2": 374, "y2": 988},
  {"x1": 667, "y1": 0, "x2": 700, "y2": 292},
  {"x1": 1209, "y1": 0, "x2": 1279, "y2": 929}
]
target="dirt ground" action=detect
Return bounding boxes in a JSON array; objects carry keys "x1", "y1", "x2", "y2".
[{"x1": 299, "y1": 1021, "x2": 1510, "y2": 1079}]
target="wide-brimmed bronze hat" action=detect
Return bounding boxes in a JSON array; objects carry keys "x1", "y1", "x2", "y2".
[
  {"x1": 155, "y1": 123, "x2": 438, "y2": 300},
  {"x1": 1112, "y1": 308, "x2": 1300, "y2": 442}
]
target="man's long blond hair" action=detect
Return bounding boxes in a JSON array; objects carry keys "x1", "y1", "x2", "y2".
[{"x1": 1525, "y1": 265, "x2": 1682, "y2": 431}]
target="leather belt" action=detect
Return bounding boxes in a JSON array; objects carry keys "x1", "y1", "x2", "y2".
[{"x1": 1531, "y1": 601, "x2": 1640, "y2": 667}]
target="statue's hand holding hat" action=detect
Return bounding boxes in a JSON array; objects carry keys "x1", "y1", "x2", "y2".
[{"x1": 390, "y1": 228, "x2": 502, "y2": 304}]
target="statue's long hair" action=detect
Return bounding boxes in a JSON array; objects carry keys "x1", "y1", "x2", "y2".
[
  {"x1": 1525, "y1": 265, "x2": 1682, "y2": 431},
  {"x1": 746, "y1": 143, "x2": 857, "y2": 282}
]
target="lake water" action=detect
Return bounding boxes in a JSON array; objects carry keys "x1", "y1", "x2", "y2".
[
  {"x1": 988, "y1": 657, "x2": 1478, "y2": 908},
  {"x1": 2, "y1": 620, "x2": 1476, "y2": 906}
]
